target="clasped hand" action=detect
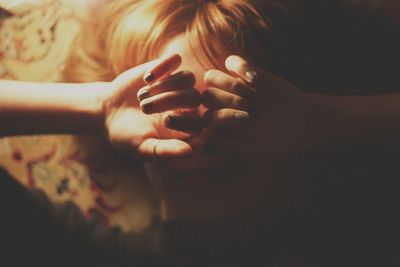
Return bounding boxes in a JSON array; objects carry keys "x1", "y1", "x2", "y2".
[
  {"x1": 100, "y1": 53, "x2": 310, "y2": 219},
  {"x1": 103, "y1": 53, "x2": 309, "y2": 168}
]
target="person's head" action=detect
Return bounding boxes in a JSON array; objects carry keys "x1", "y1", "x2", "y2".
[
  {"x1": 65, "y1": 0, "x2": 296, "y2": 88},
  {"x1": 64, "y1": 0, "x2": 298, "y2": 220}
]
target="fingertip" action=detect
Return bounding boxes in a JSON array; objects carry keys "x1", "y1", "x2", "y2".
[
  {"x1": 183, "y1": 70, "x2": 196, "y2": 87},
  {"x1": 225, "y1": 55, "x2": 258, "y2": 84},
  {"x1": 143, "y1": 53, "x2": 182, "y2": 84},
  {"x1": 140, "y1": 100, "x2": 154, "y2": 114},
  {"x1": 137, "y1": 86, "x2": 150, "y2": 101},
  {"x1": 225, "y1": 55, "x2": 244, "y2": 69},
  {"x1": 170, "y1": 53, "x2": 182, "y2": 65},
  {"x1": 203, "y1": 69, "x2": 213, "y2": 87}
]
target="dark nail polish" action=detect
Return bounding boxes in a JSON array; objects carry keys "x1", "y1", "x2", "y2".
[
  {"x1": 245, "y1": 70, "x2": 257, "y2": 83},
  {"x1": 142, "y1": 102, "x2": 154, "y2": 113},
  {"x1": 137, "y1": 89, "x2": 150, "y2": 101},
  {"x1": 144, "y1": 72, "x2": 155, "y2": 83}
]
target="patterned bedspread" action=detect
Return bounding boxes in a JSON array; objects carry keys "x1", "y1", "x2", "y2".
[{"x1": 0, "y1": 0, "x2": 158, "y2": 233}]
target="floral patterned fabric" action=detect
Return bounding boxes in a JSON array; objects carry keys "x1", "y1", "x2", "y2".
[{"x1": 0, "y1": 0, "x2": 158, "y2": 233}]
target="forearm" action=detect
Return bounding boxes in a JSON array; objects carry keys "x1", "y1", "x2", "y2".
[
  {"x1": 0, "y1": 80, "x2": 109, "y2": 137},
  {"x1": 305, "y1": 93, "x2": 400, "y2": 151}
]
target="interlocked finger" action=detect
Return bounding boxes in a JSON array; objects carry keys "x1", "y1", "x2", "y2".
[
  {"x1": 203, "y1": 108, "x2": 251, "y2": 141},
  {"x1": 138, "y1": 71, "x2": 196, "y2": 101},
  {"x1": 202, "y1": 87, "x2": 253, "y2": 112},
  {"x1": 140, "y1": 89, "x2": 201, "y2": 114},
  {"x1": 204, "y1": 69, "x2": 257, "y2": 101}
]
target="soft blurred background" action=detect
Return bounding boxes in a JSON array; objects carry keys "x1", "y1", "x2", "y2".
[{"x1": 0, "y1": 0, "x2": 158, "y2": 233}]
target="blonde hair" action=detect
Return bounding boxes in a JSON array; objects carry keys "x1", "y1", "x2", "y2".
[{"x1": 64, "y1": 0, "x2": 296, "y2": 83}]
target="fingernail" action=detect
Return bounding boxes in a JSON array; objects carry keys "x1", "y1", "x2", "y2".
[
  {"x1": 144, "y1": 72, "x2": 155, "y2": 83},
  {"x1": 245, "y1": 70, "x2": 258, "y2": 83},
  {"x1": 234, "y1": 112, "x2": 250, "y2": 121},
  {"x1": 137, "y1": 89, "x2": 150, "y2": 101},
  {"x1": 141, "y1": 101, "x2": 154, "y2": 113}
]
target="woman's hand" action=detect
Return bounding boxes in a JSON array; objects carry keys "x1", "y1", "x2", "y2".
[
  {"x1": 137, "y1": 70, "x2": 203, "y2": 134},
  {"x1": 206, "y1": 55, "x2": 311, "y2": 165},
  {"x1": 149, "y1": 55, "x2": 312, "y2": 221},
  {"x1": 102, "y1": 55, "x2": 201, "y2": 161}
]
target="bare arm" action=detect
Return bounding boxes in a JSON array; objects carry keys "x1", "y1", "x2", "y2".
[
  {"x1": 0, "y1": 55, "x2": 197, "y2": 160},
  {"x1": 150, "y1": 55, "x2": 400, "y2": 221},
  {"x1": 0, "y1": 80, "x2": 107, "y2": 137}
]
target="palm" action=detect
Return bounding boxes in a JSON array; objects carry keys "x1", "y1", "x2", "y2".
[{"x1": 107, "y1": 107, "x2": 192, "y2": 160}]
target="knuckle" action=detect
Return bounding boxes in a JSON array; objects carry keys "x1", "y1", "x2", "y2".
[
  {"x1": 203, "y1": 69, "x2": 219, "y2": 86},
  {"x1": 158, "y1": 71, "x2": 196, "y2": 90},
  {"x1": 172, "y1": 71, "x2": 196, "y2": 88},
  {"x1": 233, "y1": 96, "x2": 248, "y2": 109},
  {"x1": 230, "y1": 80, "x2": 244, "y2": 94}
]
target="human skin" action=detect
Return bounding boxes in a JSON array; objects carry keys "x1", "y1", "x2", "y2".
[
  {"x1": 0, "y1": 58, "x2": 198, "y2": 160},
  {"x1": 138, "y1": 33, "x2": 400, "y2": 222},
  {"x1": 138, "y1": 35, "x2": 278, "y2": 220}
]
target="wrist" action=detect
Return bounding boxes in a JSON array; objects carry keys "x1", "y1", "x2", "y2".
[
  {"x1": 87, "y1": 82, "x2": 110, "y2": 137},
  {"x1": 67, "y1": 82, "x2": 110, "y2": 136}
]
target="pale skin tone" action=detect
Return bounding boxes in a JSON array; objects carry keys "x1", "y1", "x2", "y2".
[
  {"x1": 2, "y1": 35, "x2": 400, "y2": 222},
  {"x1": 135, "y1": 36, "x2": 289, "y2": 220},
  {"x1": 138, "y1": 34, "x2": 400, "y2": 221},
  {"x1": 0, "y1": 58, "x2": 199, "y2": 160},
  {"x1": 1, "y1": 4, "x2": 398, "y2": 266}
]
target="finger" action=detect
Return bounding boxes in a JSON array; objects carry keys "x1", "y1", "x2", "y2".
[
  {"x1": 203, "y1": 69, "x2": 257, "y2": 101},
  {"x1": 143, "y1": 54, "x2": 182, "y2": 84},
  {"x1": 137, "y1": 71, "x2": 195, "y2": 101},
  {"x1": 163, "y1": 112, "x2": 203, "y2": 133},
  {"x1": 138, "y1": 138, "x2": 193, "y2": 161},
  {"x1": 225, "y1": 55, "x2": 259, "y2": 84},
  {"x1": 140, "y1": 89, "x2": 201, "y2": 114},
  {"x1": 113, "y1": 59, "x2": 160, "y2": 93},
  {"x1": 202, "y1": 87, "x2": 253, "y2": 111},
  {"x1": 203, "y1": 109, "x2": 251, "y2": 140}
]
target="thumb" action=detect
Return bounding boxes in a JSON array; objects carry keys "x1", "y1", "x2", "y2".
[{"x1": 137, "y1": 138, "x2": 194, "y2": 161}]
